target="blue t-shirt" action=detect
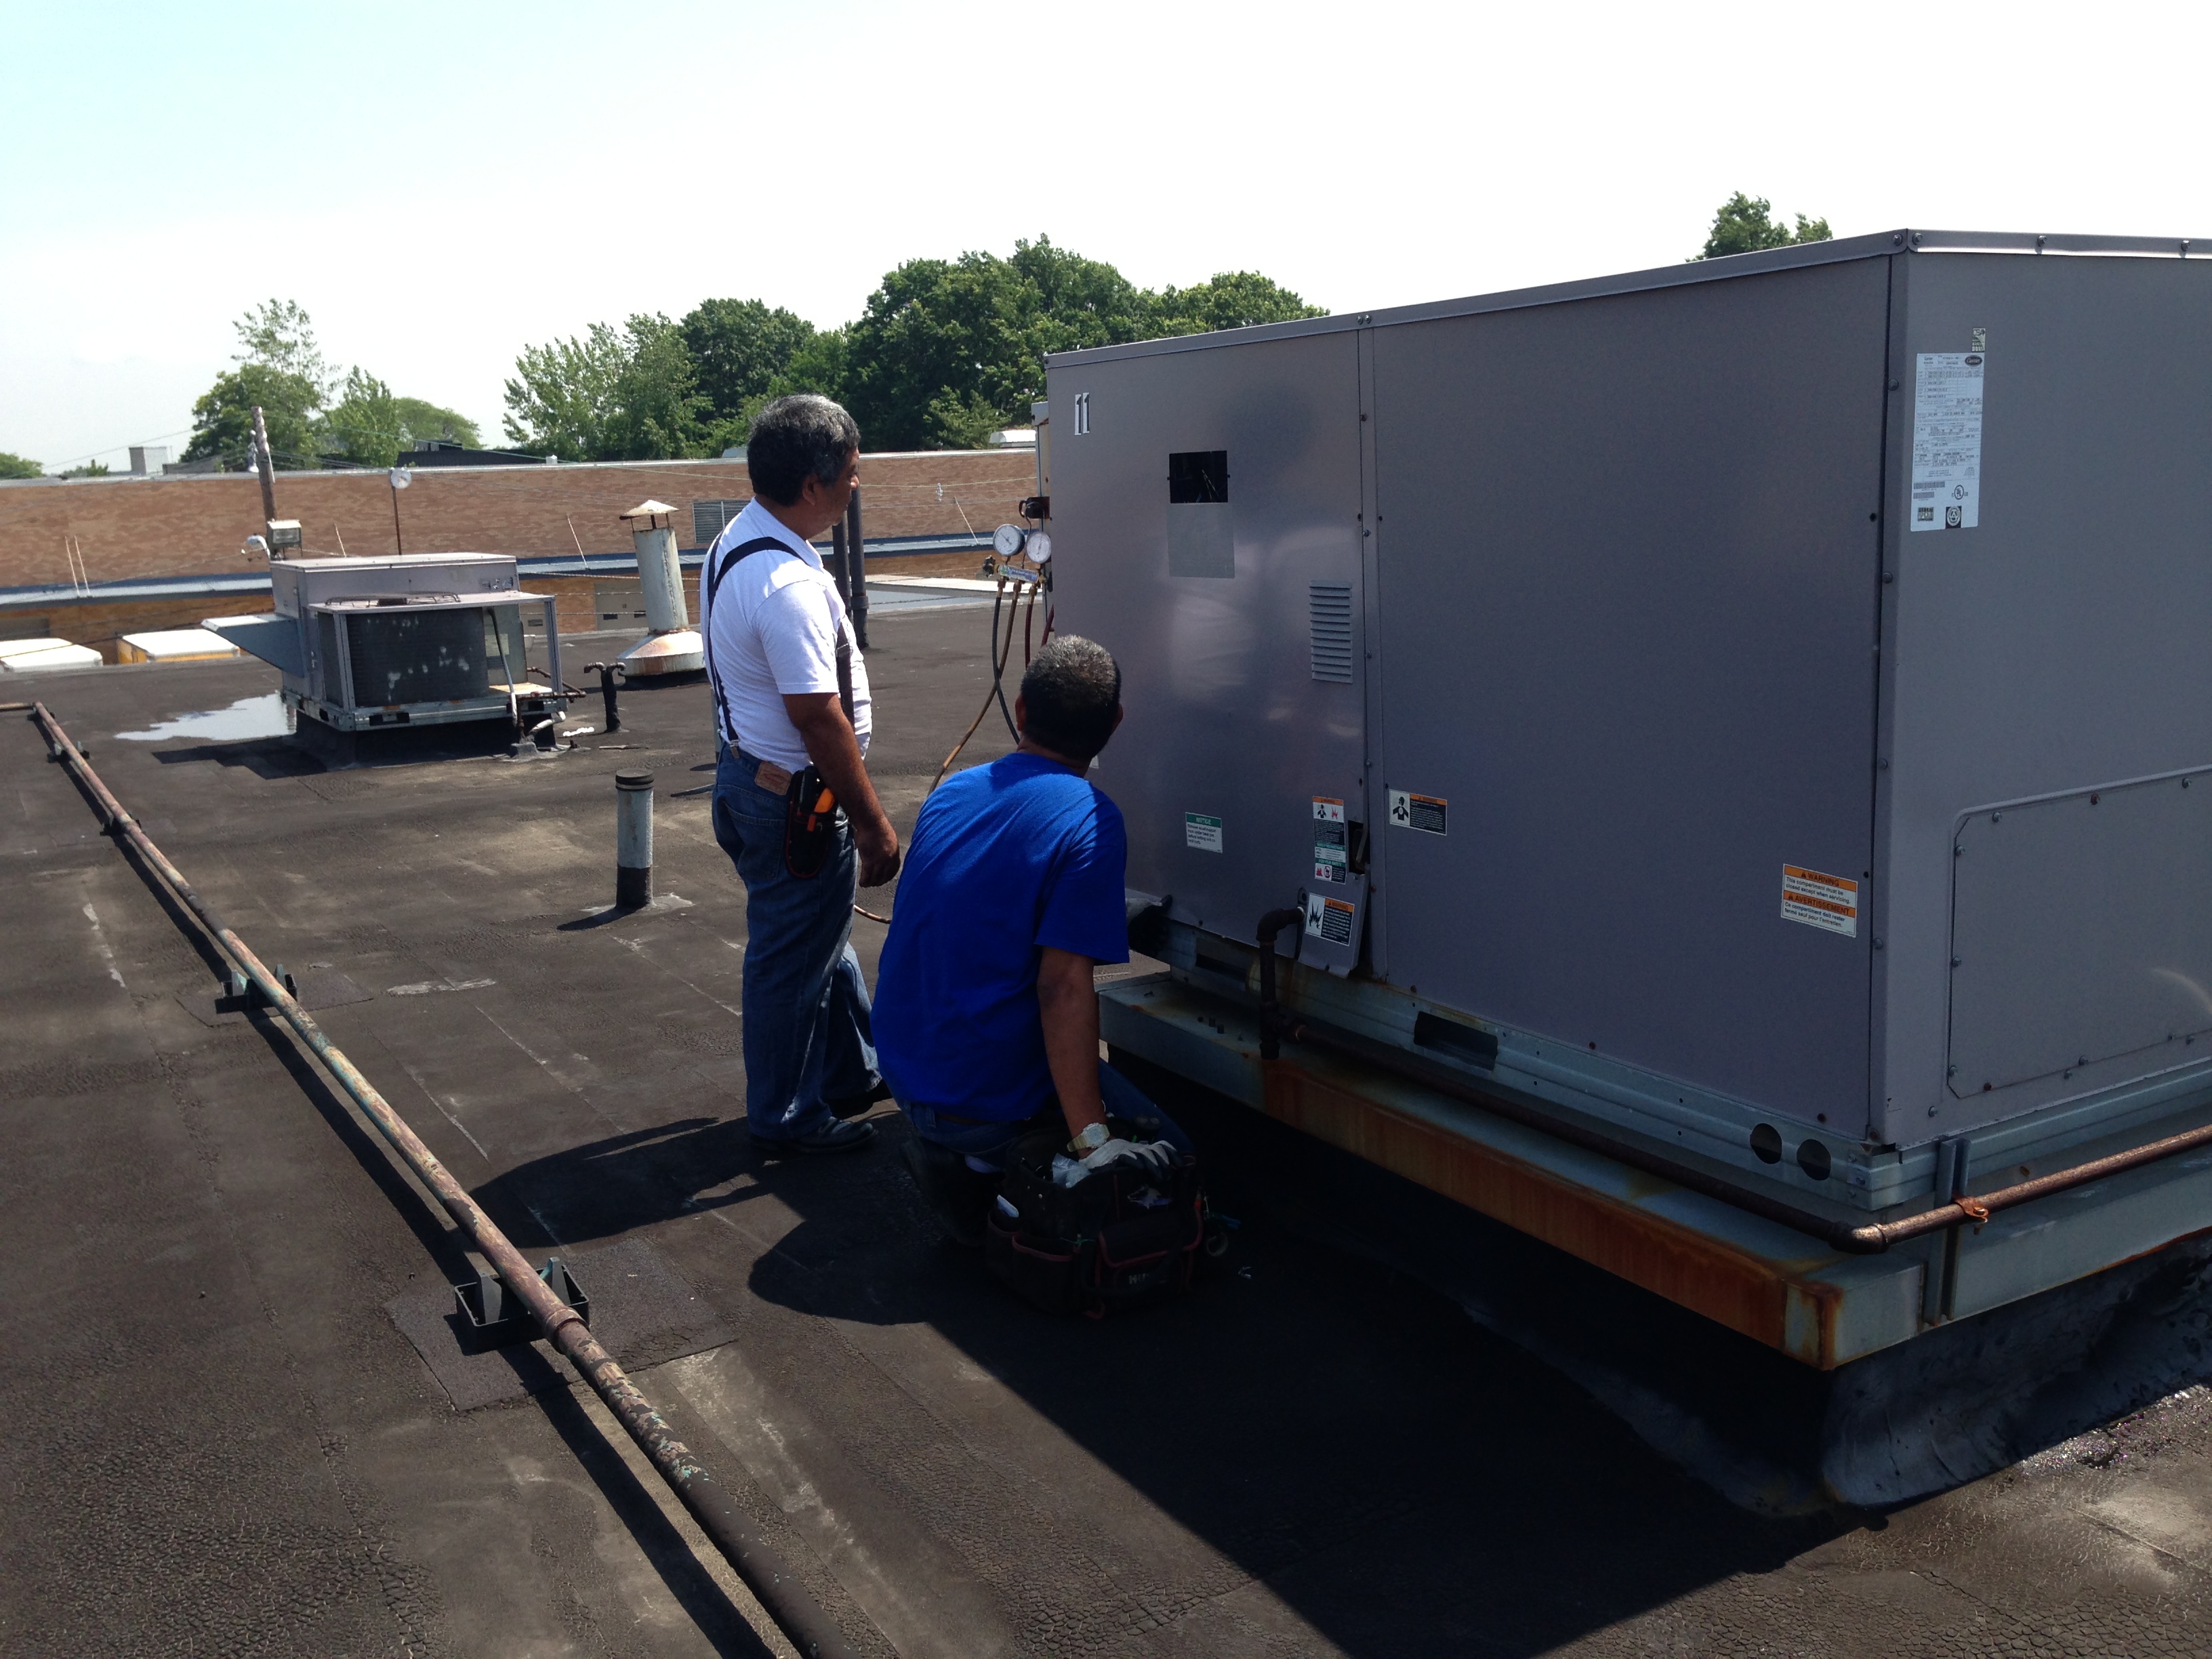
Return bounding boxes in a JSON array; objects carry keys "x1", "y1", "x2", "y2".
[{"x1": 873, "y1": 752, "x2": 1129, "y2": 1120}]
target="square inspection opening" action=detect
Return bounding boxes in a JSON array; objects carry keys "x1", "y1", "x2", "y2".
[{"x1": 1168, "y1": 451, "x2": 1229, "y2": 504}]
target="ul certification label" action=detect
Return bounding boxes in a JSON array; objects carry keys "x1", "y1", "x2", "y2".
[
  {"x1": 1311, "y1": 796, "x2": 1348, "y2": 883},
  {"x1": 1781, "y1": 865, "x2": 1859, "y2": 937},
  {"x1": 1387, "y1": 789, "x2": 1448, "y2": 835},
  {"x1": 1185, "y1": 812, "x2": 1223, "y2": 853},
  {"x1": 1910, "y1": 352, "x2": 1984, "y2": 531},
  {"x1": 1305, "y1": 892, "x2": 1357, "y2": 945}
]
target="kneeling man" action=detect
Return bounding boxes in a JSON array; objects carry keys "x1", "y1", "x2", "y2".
[{"x1": 872, "y1": 636, "x2": 1188, "y2": 1243}]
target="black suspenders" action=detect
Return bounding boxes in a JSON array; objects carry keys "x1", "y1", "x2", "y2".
[{"x1": 702, "y1": 535, "x2": 857, "y2": 752}]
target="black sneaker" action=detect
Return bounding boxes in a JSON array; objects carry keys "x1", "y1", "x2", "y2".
[
  {"x1": 825, "y1": 1077, "x2": 896, "y2": 1119},
  {"x1": 753, "y1": 1118, "x2": 878, "y2": 1155},
  {"x1": 900, "y1": 1138, "x2": 997, "y2": 1248}
]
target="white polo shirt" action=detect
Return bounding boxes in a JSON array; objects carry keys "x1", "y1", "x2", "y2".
[{"x1": 699, "y1": 498, "x2": 872, "y2": 770}]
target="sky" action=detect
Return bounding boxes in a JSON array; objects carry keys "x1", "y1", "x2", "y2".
[{"x1": 2, "y1": 0, "x2": 2203, "y2": 470}]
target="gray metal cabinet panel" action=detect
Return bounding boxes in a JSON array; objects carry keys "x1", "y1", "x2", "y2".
[
  {"x1": 1368, "y1": 258, "x2": 1891, "y2": 1126},
  {"x1": 1052, "y1": 332, "x2": 1366, "y2": 947},
  {"x1": 1878, "y1": 253, "x2": 2212, "y2": 1141}
]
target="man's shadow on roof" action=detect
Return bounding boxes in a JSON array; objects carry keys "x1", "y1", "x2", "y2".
[
  {"x1": 470, "y1": 1109, "x2": 918, "y2": 1252},
  {"x1": 471, "y1": 1115, "x2": 776, "y2": 1249}
]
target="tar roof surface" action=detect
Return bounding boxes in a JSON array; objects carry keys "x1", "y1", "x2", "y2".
[{"x1": 5, "y1": 609, "x2": 2212, "y2": 1658}]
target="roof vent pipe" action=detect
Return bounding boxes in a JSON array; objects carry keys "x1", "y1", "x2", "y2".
[
  {"x1": 616, "y1": 501, "x2": 705, "y2": 676},
  {"x1": 615, "y1": 770, "x2": 654, "y2": 908}
]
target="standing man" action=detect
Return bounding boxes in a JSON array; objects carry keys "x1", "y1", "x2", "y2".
[
  {"x1": 872, "y1": 636, "x2": 1188, "y2": 1242},
  {"x1": 701, "y1": 394, "x2": 899, "y2": 1153}
]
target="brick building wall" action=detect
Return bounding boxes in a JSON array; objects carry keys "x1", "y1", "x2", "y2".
[{"x1": 0, "y1": 449, "x2": 1038, "y2": 592}]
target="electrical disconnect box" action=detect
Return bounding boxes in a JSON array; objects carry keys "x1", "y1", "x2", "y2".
[
  {"x1": 1050, "y1": 230, "x2": 2212, "y2": 1215},
  {"x1": 206, "y1": 553, "x2": 564, "y2": 736}
]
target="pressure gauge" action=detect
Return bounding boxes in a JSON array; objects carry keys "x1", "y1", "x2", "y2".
[
  {"x1": 1026, "y1": 531, "x2": 1051, "y2": 564},
  {"x1": 992, "y1": 522, "x2": 1027, "y2": 559}
]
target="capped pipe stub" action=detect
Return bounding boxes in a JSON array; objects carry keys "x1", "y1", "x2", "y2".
[{"x1": 615, "y1": 769, "x2": 655, "y2": 792}]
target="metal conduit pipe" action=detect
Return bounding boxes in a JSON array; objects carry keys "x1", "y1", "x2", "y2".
[
  {"x1": 28, "y1": 703, "x2": 862, "y2": 1659},
  {"x1": 1250, "y1": 909, "x2": 2212, "y2": 1256}
]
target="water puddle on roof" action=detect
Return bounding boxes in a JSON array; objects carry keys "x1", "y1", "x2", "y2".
[{"x1": 116, "y1": 693, "x2": 291, "y2": 743}]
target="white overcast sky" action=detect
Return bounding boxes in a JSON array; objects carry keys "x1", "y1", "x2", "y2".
[{"x1": 2, "y1": 0, "x2": 2202, "y2": 469}]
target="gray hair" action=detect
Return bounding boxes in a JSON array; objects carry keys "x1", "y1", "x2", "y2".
[
  {"x1": 1019, "y1": 636, "x2": 1122, "y2": 761},
  {"x1": 746, "y1": 394, "x2": 861, "y2": 505}
]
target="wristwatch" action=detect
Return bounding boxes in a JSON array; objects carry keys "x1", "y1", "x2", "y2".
[{"x1": 1068, "y1": 1121, "x2": 1111, "y2": 1156}]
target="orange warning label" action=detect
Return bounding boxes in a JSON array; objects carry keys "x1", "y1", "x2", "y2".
[{"x1": 1781, "y1": 865, "x2": 1859, "y2": 937}]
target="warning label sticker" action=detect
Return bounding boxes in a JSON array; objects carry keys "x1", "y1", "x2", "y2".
[
  {"x1": 1311, "y1": 796, "x2": 1349, "y2": 883},
  {"x1": 1387, "y1": 789, "x2": 1448, "y2": 835},
  {"x1": 1185, "y1": 812, "x2": 1223, "y2": 853},
  {"x1": 1306, "y1": 892, "x2": 1357, "y2": 945},
  {"x1": 1781, "y1": 865, "x2": 1860, "y2": 937},
  {"x1": 1910, "y1": 352, "x2": 1984, "y2": 531}
]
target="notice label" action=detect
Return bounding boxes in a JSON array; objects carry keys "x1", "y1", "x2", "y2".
[
  {"x1": 1306, "y1": 892, "x2": 1357, "y2": 945},
  {"x1": 1185, "y1": 812, "x2": 1223, "y2": 853},
  {"x1": 1387, "y1": 789, "x2": 1448, "y2": 835},
  {"x1": 1910, "y1": 352, "x2": 1984, "y2": 531},
  {"x1": 1312, "y1": 796, "x2": 1349, "y2": 883},
  {"x1": 1781, "y1": 865, "x2": 1860, "y2": 937}
]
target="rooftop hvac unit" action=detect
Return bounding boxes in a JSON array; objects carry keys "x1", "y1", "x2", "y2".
[
  {"x1": 1052, "y1": 228, "x2": 2212, "y2": 1365},
  {"x1": 204, "y1": 553, "x2": 565, "y2": 735}
]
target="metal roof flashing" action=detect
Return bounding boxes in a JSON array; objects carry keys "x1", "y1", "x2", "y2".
[{"x1": 1046, "y1": 229, "x2": 2208, "y2": 368}]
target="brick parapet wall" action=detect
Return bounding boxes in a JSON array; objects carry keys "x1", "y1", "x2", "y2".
[{"x1": 0, "y1": 449, "x2": 1036, "y2": 593}]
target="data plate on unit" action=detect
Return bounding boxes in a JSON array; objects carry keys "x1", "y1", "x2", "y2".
[{"x1": 1948, "y1": 773, "x2": 2212, "y2": 1094}]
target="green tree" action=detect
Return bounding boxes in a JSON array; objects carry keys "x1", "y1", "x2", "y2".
[
  {"x1": 680, "y1": 298, "x2": 818, "y2": 428},
  {"x1": 392, "y1": 398, "x2": 480, "y2": 448},
  {"x1": 840, "y1": 236, "x2": 1324, "y2": 450},
  {"x1": 1148, "y1": 270, "x2": 1324, "y2": 335},
  {"x1": 59, "y1": 459, "x2": 112, "y2": 478},
  {"x1": 0, "y1": 451, "x2": 41, "y2": 478},
  {"x1": 1696, "y1": 193, "x2": 1832, "y2": 260},
  {"x1": 184, "y1": 299, "x2": 334, "y2": 468},
  {"x1": 503, "y1": 323, "x2": 626, "y2": 459},
  {"x1": 230, "y1": 298, "x2": 335, "y2": 401},
  {"x1": 182, "y1": 361, "x2": 324, "y2": 468},
  {"x1": 501, "y1": 314, "x2": 708, "y2": 461},
  {"x1": 323, "y1": 367, "x2": 405, "y2": 467}
]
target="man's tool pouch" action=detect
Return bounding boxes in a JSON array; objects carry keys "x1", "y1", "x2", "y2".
[
  {"x1": 985, "y1": 1120, "x2": 1205, "y2": 1317},
  {"x1": 783, "y1": 766, "x2": 838, "y2": 878}
]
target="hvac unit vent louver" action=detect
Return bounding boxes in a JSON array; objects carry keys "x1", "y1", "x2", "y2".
[
  {"x1": 1309, "y1": 581, "x2": 1354, "y2": 682},
  {"x1": 346, "y1": 607, "x2": 487, "y2": 705}
]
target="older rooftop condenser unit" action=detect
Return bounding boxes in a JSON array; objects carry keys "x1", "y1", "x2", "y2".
[
  {"x1": 205, "y1": 553, "x2": 565, "y2": 738},
  {"x1": 1054, "y1": 228, "x2": 2212, "y2": 1370}
]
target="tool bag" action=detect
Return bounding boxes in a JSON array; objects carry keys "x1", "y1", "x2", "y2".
[{"x1": 985, "y1": 1122, "x2": 1206, "y2": 1317}]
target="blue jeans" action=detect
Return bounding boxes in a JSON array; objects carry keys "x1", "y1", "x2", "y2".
[
  {"x1": 712, "y1": 746, "x2": 879, "y2": 1139},
  {"x1": 897, "y1": 1061, "x2": 1194, "y2": 1170}
]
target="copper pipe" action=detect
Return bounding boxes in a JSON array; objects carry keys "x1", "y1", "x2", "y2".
[{"x1": 30, "y1": 702, "x2": 860, "y2": 1659}]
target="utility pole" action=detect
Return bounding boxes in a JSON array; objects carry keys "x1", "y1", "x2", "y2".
[
  {"x1": 388, "y1": 468, "x2": 411, "y2": 554},
  {"x1": 251, "y1": 405, "x2": 278, "y2": 525},
  {"x1": 845, "y1": 487, "x2": 869, "y2": 649}
]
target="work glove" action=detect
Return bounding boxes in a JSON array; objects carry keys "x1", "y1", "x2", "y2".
[
  {"x1": 1052, "y1": 1138, "x2": 1176, "y2": 1187},
  {"x1": 1087, "y1": 1137, "x2": 1177, "y2": 1174}
]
